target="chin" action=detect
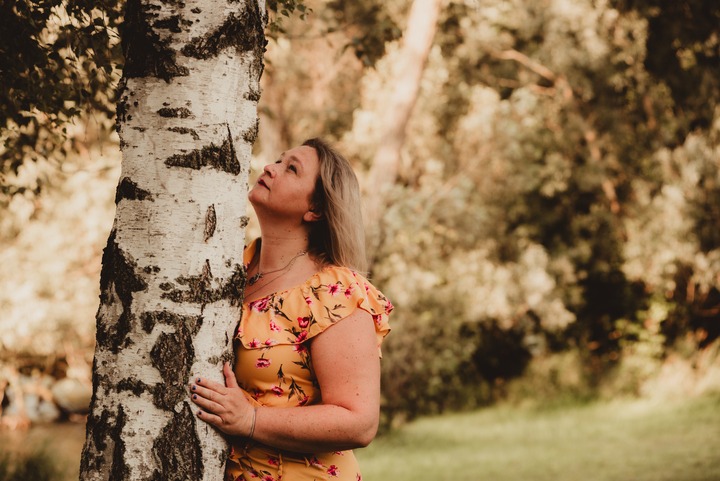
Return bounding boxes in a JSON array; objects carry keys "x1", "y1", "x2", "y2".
[{"x1": 247, "y1": 189, "x2": 261, "y2": 204}]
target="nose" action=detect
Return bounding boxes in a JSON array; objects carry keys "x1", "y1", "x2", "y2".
[{"x1": 263, "y1": 163, "x2": 276, "y2": 177}]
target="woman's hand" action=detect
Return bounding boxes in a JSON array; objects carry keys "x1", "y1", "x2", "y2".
[{"x1": 190, "y1": 362, "x2": 256, "y2": 437}]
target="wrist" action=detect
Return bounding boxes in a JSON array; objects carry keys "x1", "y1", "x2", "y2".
[{"x1": 248, "y1": 406, "x2": 258, "y2": 439}]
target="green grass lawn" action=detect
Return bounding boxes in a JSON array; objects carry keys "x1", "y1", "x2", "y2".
[
  {"x1": 357, "y1": 393, "x2": 720, "y2": 481},
  {"x1": 1, "y1": 394, "x2": 718, "y2": 481}
]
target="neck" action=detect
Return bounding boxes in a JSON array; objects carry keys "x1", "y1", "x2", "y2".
[
  {"x1": 250, "y1": 202, "x2": 314, "y2": 267},
  {"x1": 256, "y1": 230, "x2": 310, "y2": 272}
]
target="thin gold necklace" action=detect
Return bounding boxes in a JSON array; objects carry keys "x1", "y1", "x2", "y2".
[
  {"x1": 248, "y1": 250, "x2": 307, "y2": 286},
  {"x1": 244, "y1": 270, "x2": 290, "y2": 301}
]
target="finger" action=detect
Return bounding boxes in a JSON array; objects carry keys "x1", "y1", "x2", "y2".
[
  {"x1": 224, "y1": 362, "x2": 239, "y2": 388},
  {"x1": 194, "y1": 376, "x2": 226, "y2": 393},
  {"x1": 190, "y1": 382, "x2": 220, "y2": 402},
  {"x1": 196, "y1": 408, "x2": 223, "y2": 427},
  {"x1": 190, "y1": 392, "x2": 224, "y2": 414}
]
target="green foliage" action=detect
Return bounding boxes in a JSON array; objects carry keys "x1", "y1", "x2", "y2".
[
  {"x1": 611, "y1": 0, "x2": 720, "y2": 137},
  {"x1": 355, "y1": 0, "x2": 720, "y2": 421},
  {"x1": 626, "y1": 132, "x2": 720, "y2": 349},
  {"x1": 0, "y1": 0, "x2": 403, "y2": 207},
  {"x1": 325, "y1": 0, "x2": 402, "y2": 67},
  {"x1": 503, "y1": 351, "x2": 594, "y2": 405},
  {"x1": 266, "y1": 0, "x2": 312, "y2": 33},
  {"x1": 2, "y1": 0, "x2": 718, "y2": 427},
  {"x1": 268, "y1": 0, "x2": 402, "y2": 67},
  {"x1": 0, "y1": 0, "x2": 122, "y2": 200}
]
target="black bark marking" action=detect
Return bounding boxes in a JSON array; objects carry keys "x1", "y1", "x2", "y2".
[
  {"x1": 147, "y1": 311, "x2": 203, "y2": 409},
  {"x1": 109, "y1": 406, "x2": 130, "y2": 481},
  {"x1": 204, "y1": 204, "x2": 217, "y2": 242},
  {"x1": 152, "y1": 15, "x2": 185, "y2": 33},
  {"x1": 240, "y1": 216, "x2": 249, "y2": 228},
  {"x1": 98, "y1": 229, "x2": 118, "y2": 300},
  {"x1": 140, "y1": 310, "x2": 202, "y2": 334},
  {"x1": 143, "y1": 265, "x2": 161, "y2": 274},
  {"x1": 116, "y1": 177, "x2": 154, "y2": 204},
  {"x1": 116, "y1": 81, "x2": 134, "y2": 138},
  {"x1": 80, "y1": 407, "x2": 112, "y2": 473},
  {"x1": 168, "y1": 126, "x2": 200, "y2": 140},
  {"x1": 98, "y1": 230, "x2": 148, "y2": 354},
  {"x1": 87, "y1": 356, "x2": 101, "y2": 414},
  {"x1": 181, "y1": 3, "x2": 267, "y2": 60},
  {"x1": 162, "y1": 262, "x2": 246, "y2": 307},
  {"x1": 158, "y1": 107, "x2": 193, "y2": 118},
  {"x1": 140, "y1": 311, "x2": 158, "y2": 334},
  {"x1": 241, "y1": 117, "x2": 259, "y2": 143},
  {"x1": 151, "y1": 403, "x2": 204, "y2": 481},
  {"x1": 164, "y1": 125, "x2": 241, "y2": 174},
  {"x1": 244, "y1": 88, "x2": 261, "y2": 102},
  {"x1": 222, "y1": 264, "x2": 246, "y2": 307},
  {"x1": 121, "y1": 0, "x2": 189, "y2": 82},
  {"x1": 207, "y1": 351, "x2": 234, "y2": 366},
  {"x1": 151, "y1": 331, "x2": 193, "y2": 410},
  {"x1": 117, "y1": 378, "x2": 152, "y2": 396}
]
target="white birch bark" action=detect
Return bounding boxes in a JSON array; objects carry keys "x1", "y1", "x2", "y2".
[{"x1": 80, "y1": 1, "x2": 266, "y2": 480}]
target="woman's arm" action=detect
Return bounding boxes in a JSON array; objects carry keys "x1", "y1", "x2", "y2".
[{"x1": 190, "y1": 307, "x2": 381, "y2": 453}]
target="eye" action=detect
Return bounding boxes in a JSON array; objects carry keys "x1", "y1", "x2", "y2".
[
  {"x1": 288, "y1": 164, "x2": 297, "y2": 173},
  {"x1": 274, "y1": 159, "x2": 282, "y2": 164}
]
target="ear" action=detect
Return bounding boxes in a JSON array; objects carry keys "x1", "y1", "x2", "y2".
[{"x1": 303, "y1": 208, "x2": 322, "y2": 223}]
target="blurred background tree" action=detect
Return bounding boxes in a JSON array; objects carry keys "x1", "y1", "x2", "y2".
[
  {"x1": 0, "y1": 0, "x2": 122, "y2": 205},
  {"x1": 1, "y1": 0, "x2": 719, "y2": 431}
]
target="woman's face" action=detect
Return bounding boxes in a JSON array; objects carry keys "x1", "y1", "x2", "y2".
[{"x1": 249, "y1": 145, "x2": 321, "y2": 222}]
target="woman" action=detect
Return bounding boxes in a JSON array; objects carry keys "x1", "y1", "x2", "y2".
[{"x1": 189, "y1": 138, "x2": 393, "y2": 481}]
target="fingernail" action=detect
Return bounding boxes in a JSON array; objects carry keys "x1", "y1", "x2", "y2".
[
  {"x1": 192, "y1": 385, "x2": 196, "y2": 391},
  {"x1": 192, "y1": 394, "x2": 197, "y2": 400},
  {"x1": 197, "y1": 411, "x2": 202, "y2": 416},
  {"x1": 196, "y1": 378, "x2": 201, "y2": 383}
]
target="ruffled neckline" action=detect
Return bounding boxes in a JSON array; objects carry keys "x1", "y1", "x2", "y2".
[{"x1": 243, "y1": 238, "x2": 337, "y2": 305}]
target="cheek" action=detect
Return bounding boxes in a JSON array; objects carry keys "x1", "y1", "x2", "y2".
[{"x1": 306, "y1": 180, "x2": 321, "y2": 207}]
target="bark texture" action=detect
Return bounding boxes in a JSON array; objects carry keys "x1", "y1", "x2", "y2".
[{"x1": 80, "y1": 1, "x2": 266, "y2": 480}]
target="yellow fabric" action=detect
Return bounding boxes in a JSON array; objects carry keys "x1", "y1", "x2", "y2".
[{"x1": 225, "y1": 239, "x2": 392, "y2": 481}]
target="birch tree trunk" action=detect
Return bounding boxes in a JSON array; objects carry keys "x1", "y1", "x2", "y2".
[
  {"x1": 364, "y1": 0, "x2": 441, "y2": 258},
  {"x1": 80, "y1": 1, "x2": 266, "y2": 480}
]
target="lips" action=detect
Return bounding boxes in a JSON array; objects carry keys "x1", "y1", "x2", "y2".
[{"x1": 257, "y1": 178, "x2": 269, "y2": 189}]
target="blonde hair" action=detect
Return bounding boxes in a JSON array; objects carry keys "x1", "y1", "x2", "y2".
[{"x1": 303, "y1": 138, "x2": 367, "y2": 273}]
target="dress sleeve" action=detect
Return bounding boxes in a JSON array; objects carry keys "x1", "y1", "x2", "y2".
[{"x1": 303, "y1": 267, "x2": 392, "y2": 354}]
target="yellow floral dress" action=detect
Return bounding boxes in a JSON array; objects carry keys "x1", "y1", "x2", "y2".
[{"x1": 225, "y1": 239, "x2": 392, "y2": 481}]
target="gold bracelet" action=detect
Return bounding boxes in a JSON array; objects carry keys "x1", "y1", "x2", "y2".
[{"x1": 248, "y1": 406, "x2": 258, "y2": 439}]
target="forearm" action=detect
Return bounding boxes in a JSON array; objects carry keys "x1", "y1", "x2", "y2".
[
  {"x1": 193, "y1": 312, "x2": 384, "y2": 453},
  {"x1": 248, "y1": 403, "x2": 379, "y2": 453}
]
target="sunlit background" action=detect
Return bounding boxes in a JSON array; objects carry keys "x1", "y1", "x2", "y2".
[{"x1": 1, "y1": 0, "x2": 719, "y2": 480}]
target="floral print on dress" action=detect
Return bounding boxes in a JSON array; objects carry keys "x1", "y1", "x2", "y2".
[
  {"x1": 249, "y1": 296, "x2": 271, "y2": 312},
  {"x1": 226, "y1": 239, "x2": 392, "y2": 481}
]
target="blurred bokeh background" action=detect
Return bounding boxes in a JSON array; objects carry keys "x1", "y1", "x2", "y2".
[{"x1": 1, "y1": 0, "x2": 719, "y2": 480}]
